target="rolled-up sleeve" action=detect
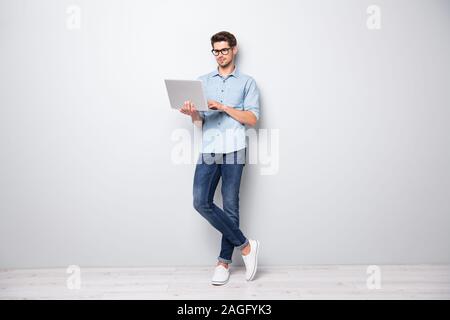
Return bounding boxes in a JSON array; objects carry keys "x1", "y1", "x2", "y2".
[{"x1": 243, "y1": 78, "x2": 260, "y2": 120}]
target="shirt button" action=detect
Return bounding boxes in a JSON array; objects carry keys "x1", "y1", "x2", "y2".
[
  {"x1": 218, "y1": 122, "x2": 221, "y2": 125},
  {"x1": 220, "y1": 100, "x2": 223, "y2": 102},
  {"x1": 221, "y1": 90, "x2": 224, "y2": 92}
]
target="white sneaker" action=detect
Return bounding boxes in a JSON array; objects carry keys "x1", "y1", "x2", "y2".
[
  {"x1": 211, "y1": 264, "x2": 230, "y2": 286},
  {"x1": 242, "y1": 239, "x2": 260, "y2": 281}
]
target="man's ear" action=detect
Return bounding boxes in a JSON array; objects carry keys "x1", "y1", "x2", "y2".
[{"x1": 233, "y1": 45, "x2": 238, "y2": 55}]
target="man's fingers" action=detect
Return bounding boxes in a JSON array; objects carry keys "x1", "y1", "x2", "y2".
[
  {"x1": 186, "y1": 100, "x2": 192, "y2": 113},
  {"x1": 179, "y1": 100, "x2": 197, "y2": 115},
  {"x1": 179, "y1": 102, "x2": 188, "y2": 114},
  {"x1": 208, "y1": 100, "x2": 218, "y2": 108},
  {"x1": 180, "y1": 103, "x2": 189, "y2": 114}
]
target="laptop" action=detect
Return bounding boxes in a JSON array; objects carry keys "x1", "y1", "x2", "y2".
[{"x1": 164, "y1": 79, "x2": 218, "y2": 112}]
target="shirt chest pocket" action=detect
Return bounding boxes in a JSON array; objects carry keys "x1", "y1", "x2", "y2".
[{"x1": 225, "y1": 88, "x2": 244, "y2": 109}]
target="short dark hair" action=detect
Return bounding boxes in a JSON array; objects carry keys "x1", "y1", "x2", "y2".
[{"x1": 210, "y1": 31, "x2": 237, "y2": 48}]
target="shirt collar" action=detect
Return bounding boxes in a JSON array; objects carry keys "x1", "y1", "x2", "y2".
[{"x1": 211, "y1": 65, "x2": 240, "y2": 79}]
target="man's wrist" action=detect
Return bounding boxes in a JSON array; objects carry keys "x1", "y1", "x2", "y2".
[
  {"x1": 221, "y1": 104, "x2": 229, "y2": 112},
  {"x1": 191, "y1": 111, "x2": 201, "y2": 120}
]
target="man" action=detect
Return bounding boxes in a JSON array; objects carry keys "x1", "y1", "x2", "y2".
[{"x1": 179, "y1": 31, "x2": 260, "y2": 286}]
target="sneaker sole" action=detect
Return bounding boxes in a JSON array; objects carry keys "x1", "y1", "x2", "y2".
[
  {"x1": 247, "y1": 240, "x2": 259, "y2": 281},
  {"x1": 211, "y1": 276, "x2": 229, "y2": 286}
]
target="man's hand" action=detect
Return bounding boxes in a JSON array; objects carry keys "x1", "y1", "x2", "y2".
[
  {"x1": 179, "y1": 100, "x2": 203, "y2": 128},
  {"x1": 207, "y1": 100, "x2": 227, "y2": 111},
  {"x1": 179, "y1": 100, "x2": 198, "y2": 116},
  {"x1": 208, "y1": 99, "x2": 258, "y2": 127}
]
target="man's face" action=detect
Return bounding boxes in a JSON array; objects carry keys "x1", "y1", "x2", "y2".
[{"x1": 212, "y1": 41, "x2": 237, "y2": 68}]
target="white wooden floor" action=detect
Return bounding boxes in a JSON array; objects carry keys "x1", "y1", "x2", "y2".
[{"x1": 1, "y1": 265, "x2": 449, "y2": 300}]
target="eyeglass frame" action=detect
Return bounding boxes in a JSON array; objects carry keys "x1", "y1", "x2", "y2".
[{"x1": 211, "y1": 47, "x2": 234, "y2": 56}]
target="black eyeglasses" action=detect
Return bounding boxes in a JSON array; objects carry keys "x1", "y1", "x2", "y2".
[{"x1": 211, "y1": 47, "x2": 232, "y2": 56}]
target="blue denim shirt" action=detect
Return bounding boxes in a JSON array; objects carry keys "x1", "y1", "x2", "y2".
[{"x1": 196, "y1": 65, "x2": 260, "y2": 154}]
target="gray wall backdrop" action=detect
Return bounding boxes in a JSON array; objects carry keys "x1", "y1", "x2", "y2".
[{"x1": 1, "y1": 0, "x2": 449, "y2": 268}]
